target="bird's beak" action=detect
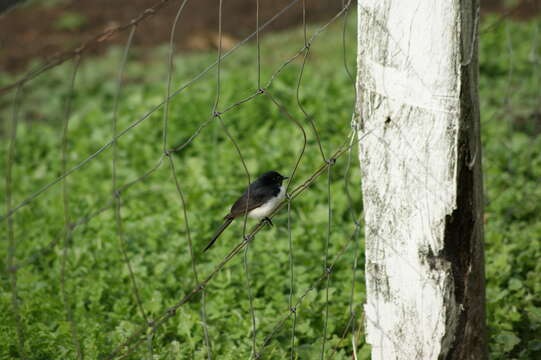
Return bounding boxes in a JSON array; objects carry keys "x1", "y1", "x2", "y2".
[{"x1": 283, "y1": 176, "x2": 289, "y2": 180}]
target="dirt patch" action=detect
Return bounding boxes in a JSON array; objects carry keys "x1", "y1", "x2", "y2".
[
  {"x1": 0, "y1": 0, "x2": 539, "y2": 74},
  {"x1": 0, "y1": 0, "x2": 343, "y2": 73}
]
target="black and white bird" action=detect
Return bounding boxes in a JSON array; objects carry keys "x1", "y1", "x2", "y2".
[{"x1": 203, "y1": 171, "x2": 288, "y2": 252}]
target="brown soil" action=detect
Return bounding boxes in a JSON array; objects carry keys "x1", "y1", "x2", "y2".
[{"x1": 0, "y1": 0, "x2": 539, "y2": 74}]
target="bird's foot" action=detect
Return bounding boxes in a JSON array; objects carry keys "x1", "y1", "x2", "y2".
[{"x1": 262, "y1": 217, "x2": 273, "y2": 227}]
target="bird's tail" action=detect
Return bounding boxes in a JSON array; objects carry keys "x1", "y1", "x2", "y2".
[{"x1": 203, "y1": 216, "x2": 234, "y2": 252}]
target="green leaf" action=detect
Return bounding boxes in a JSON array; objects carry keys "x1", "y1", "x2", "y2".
[{"x1": 495, "y1": 333, "x2": 521, "y2": 353}]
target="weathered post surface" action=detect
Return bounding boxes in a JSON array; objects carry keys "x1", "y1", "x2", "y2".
[{"x1": 355, "y1": 1, "x2": 487, "y2": 359}]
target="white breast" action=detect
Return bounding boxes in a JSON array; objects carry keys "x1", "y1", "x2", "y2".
[{"x1": 248, "y1": 185, "x2": 286, "y2": 219}]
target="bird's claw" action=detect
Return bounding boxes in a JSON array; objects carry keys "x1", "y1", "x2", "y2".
[{"x1": 263, "y1": 217, "x2": 273, "y2": 227}]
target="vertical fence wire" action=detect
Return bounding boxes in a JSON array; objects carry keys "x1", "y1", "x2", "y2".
[
  {"x1": 346, "y1": 156, "x2": 362, "y2": 358},
  {"x1": 214, "y1": 1, "x2": 255, "y2": 357},
  {"x1": 161, "y1": 1, "x2": 213, "y2": 358},
  {"x1": 286, "y1": 196, "x2": 297, "y2": 359},
  {"x1": 266, "y1": 91, "x2": 307, "y2": 193},
  {"x1": 256, "y1": 0, "x2": 261, "y2": 90},
  {"x1": 110, "y1": 24, "x2": 156, "y2": 358},
  {"x1": 320, "y1": 163, "x2": 333, "y2": 359},
  {"x1": 296, "y1": 0, "x2": 327, "y2": 163},
  {"x1": 342, "y1": 1, "x2": 363, "y2": 355},
  {"x1": 263, "y1": 94, "x2": 308, "y2": 360},
  {"x1": 243, "y1": 238, "x2": 258, "y2": 359},
  {"x1": 163, "y1": 0, "x2": 189, "y2": 153},
  {"x1": 212, "y1": 2, "x2": 258, "y2": 352},
  {"x1": 214, "y1": 111, "x2": 258, "y2": 358},
  {"x1": 167, "y1": 155, "x2": 211, "y2": 355},
  {"x1": 109, "y1": 24, "x2": 155, "y2": 360}
]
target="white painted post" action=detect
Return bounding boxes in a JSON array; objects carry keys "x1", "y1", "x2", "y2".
[{"x1": 355, "y1": 1, "x2": 486, "y2": 359}]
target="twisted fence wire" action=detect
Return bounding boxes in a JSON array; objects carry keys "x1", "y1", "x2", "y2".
[
  {"x1": 105, "y1": 1, "x2": 354, "y2": 358},
  {"x1": 2, "y1": 1, "x2": 362, "y2": 358}
]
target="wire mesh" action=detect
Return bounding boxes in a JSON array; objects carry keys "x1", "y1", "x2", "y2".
[
  {"x1": 1, "y1": 0, "x2": 539, "y2": 359},
  {"x1": 2, "y1": 1, "x2": 358, "y2": 358}
]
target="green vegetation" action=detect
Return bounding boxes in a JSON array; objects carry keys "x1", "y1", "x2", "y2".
[
  {"x1": 1, "y1": 13, "x2": 540, "y2": 360},
  {"x1": 480, "y1": 17, "x2": 541, "y2": 359}
]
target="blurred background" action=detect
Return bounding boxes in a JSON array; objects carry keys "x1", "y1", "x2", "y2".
[{"x1": 0, "y1": 0, "x2": 540, "y2": 72}]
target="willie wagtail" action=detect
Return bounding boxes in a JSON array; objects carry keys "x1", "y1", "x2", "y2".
[{"x1": 203, "y1": 171, "x2": 288, "y2": 252}]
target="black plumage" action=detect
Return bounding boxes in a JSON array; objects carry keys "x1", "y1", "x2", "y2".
[{"x1": 203, "y1": 171, "x2": 287, "y2": 252}]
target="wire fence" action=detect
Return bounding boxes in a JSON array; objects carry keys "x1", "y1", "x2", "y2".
[
  {"x1": 3, "y1": 0, "x2": 363, "y2": 358},
  {"x1": 1, "y1": 0, "x2": 540, "y2": 359}
]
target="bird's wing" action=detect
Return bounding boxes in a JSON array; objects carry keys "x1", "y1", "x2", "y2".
[{"x1": 228, "y1": 184, "x2": 279, "y2": 218}]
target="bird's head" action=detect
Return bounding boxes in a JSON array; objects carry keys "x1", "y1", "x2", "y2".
[{"x1": 259, "y1": 170, "x2": 288, "y2": 186}]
